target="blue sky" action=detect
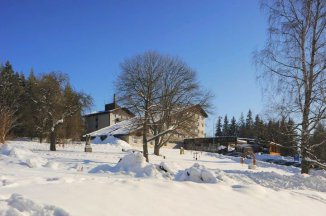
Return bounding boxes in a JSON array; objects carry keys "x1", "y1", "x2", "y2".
[{"x1": 0, "y1": 0, "x2": 268, "y2": 136}]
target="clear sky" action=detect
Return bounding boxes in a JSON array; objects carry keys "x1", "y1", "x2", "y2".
[{"x1": 0, "y1": 0, "x2": 268, "y2": 136}]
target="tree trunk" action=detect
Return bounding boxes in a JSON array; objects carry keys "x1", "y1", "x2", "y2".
[
  {"x1": 301, "y1": 156, "x2": 310, "y2": 174},
  {"x1": 154, "y1": 143, "x2": 160, "y2": 156},
  {"x1": 50, "y1": 129, "x2": 56, "y2": 151},
  {"x1": 142, "y1": 103, "x2": 149, "y2": 162},
  {"x1": 153, "y1": 131, "x2": 160, "y2": 156},
  {"x1": 301, "y1": 118, "x2": 310, "y2": 174},
  {"x1": 143, "y1": 125, "x2": 149, "y2": 162}
]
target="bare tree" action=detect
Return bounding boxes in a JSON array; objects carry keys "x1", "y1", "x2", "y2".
[
  {"x1": 116, "y1": 51, "x2": 211, "y2": 161},
  {"x1": 255, "y1": 0, "x2": 326, "y2": 173},
  {"x1": 148, "y1": 59, "x2": 211, "y2": 156}
]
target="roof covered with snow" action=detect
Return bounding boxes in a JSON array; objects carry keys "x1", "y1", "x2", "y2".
[{"x1": 86, "y1": 117, "x2": 141, "y2": 137}]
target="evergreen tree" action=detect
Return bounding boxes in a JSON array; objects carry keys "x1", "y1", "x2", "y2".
[
  {"x1": 23, "y1": 70, "x2": 39, "y2": 138},
  {"x1": 229, "y1": 116, "x2": 237, "y2": 136},
  {"x1": 253, "y1": 114, "x2": 265, "y2": 141},
  {"x1": 222, "y1": 115, "x2": 229, "y2": 136},
  {"x1": 311, "y1": 123, "x2": 326, "y2": 162},
  {"x1": 0, "y1": 61, "x2": 24, "y2": 143},
  {"x1": 245, "y1": 109, "x2": 254, "y2": 138},
  {"x1": 238, "y1": 113, "x2": 246, "y2": 137},
  {"x1": 215, "y1": 116, "x2": 222, "y2": 136}
]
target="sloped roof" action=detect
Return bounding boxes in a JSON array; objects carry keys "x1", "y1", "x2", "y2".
[
  {"x1": 86, "y1": 104, "x2": 207, "y2": 137},
  {"x1": 86, "y1": 117, "x2": 141, "y2": 137}
]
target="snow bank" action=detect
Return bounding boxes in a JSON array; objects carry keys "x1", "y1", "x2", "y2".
[
  {"x1": 1, "y1": 144, "x2": 35, "y2": 159},
  {"x1": 0, "y1": 145, "x2": 48, "y2": 168},
  {"x1": 0, "y1": 193, "x2": 69, "y2": 216},
  {"x1": 175, "y1": 163, "x2": 218, "y2": 183},
  {"x1": 91, "y1": 136, "x2": 130, "y2": 148},
  {"x1": 245, "y1": 171, "x2": 326, "y2": 191},
  {"x1": 158, "y1": 162, "x2": 174, "y2": 175},
  {"x1": 89, "y1": 152, "x2": 157, "y2": 177},
  {"x1": 44, "y1": 161, "x2": 61, "y2": 170}
]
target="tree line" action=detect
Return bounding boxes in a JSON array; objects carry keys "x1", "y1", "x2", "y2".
[
  {"x1": 215, "y1": 110, "x2": 297, "y2": 146},
  {"x1": 215, "y1": 109, "x2": 326, "y2": 161},
  {"x1": 0, "y1": 61, "x2": 92, "y2": 150}
]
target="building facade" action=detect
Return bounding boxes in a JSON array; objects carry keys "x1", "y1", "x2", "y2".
[
  {"x1": 84, "y1": 98, "x2": 134, "y2": 133},
  {"x1": 87, "y1": 105, "x2": 207, "y2": 147}
]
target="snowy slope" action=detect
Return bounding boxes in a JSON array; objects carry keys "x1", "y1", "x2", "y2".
[{"x1": 0, "y1": 141, "x2": 326, "y2": 216}]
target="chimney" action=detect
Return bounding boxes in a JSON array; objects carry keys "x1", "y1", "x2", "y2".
[{"x1": 113, "y1": 94, "x2": 116, "y2": 104}]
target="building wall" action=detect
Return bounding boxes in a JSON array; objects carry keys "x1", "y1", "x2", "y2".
[
  {"x1": 85, "y1": 109, "x2": 134, "y2": 133},
  {"x1": 122, "y1": 134, "x2": 178, "y2": 149},
  {"x1": 124, "y1": 111, "x2": 206, "y2": 147},
  {"x1": 85, "y1": 113, "x2": 110, "y2": 133},
  {"x1": 194, "y1": 114, "x2": 205, "y2": 138},
  {"x1": 109, "y1": 109, "x2": 132, "y2": 125}
]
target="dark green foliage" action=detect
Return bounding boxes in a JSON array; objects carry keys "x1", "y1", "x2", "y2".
[
  {"x1": 0, "y1": 61, "x2": 92, "y2": 146},
  {"x1": 311, "y1": 123, "x2": 326, "y2": 162},
  {"x1": 222, "y1": 115, "x2": 229, "y2": 136},
  {"x1": 215, "y1": 110, "x2": 299, "y2": 156},
  {"x1": 229, "y1": 116, "x2": 238, "y2": 136},
  {"x1": 215, "y1": 116, "x2": 222, "y2": 136},
  {"x1": 0, "y1": 62, "x2": 25, "y2": 142}
]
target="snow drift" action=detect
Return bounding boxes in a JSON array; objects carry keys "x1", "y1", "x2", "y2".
[
  {"x1": 0, "y1": 193, "x2": 69, "y2": 216},
  {"x1": 89, "y1": 151, "x2": 157, "y2": 177},
  {"x1": 175, "y1": 163, "x2": 218, "y2": 183},
  {"x1": 0, "y1": 144, "x2": 48, "y2": 168},
  {"x1": 91, "y1": 136, "x2": 130, "y2": 148}
]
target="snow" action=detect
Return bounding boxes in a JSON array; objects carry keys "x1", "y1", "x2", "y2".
[
  {"x1": 90, "y1": 135, "x2": 131, "y2": 148},
  {"x1": 89, "y1": 151, "x2": 158, "y2": 177},
  {"x1": 1, "y1": 140, "x2": 326, "y2": 216},
  {"x1": 0, "y1": 193, "x2": 69, "y2": 216},
  {"x1": 87, "y1": 118, "x2": 140, "y2": 137},
  {"x1": 175, "y1": 163, "x2": 218, "y2": 183},
  {"x1": 1, "y1": 144, "x2": 48, "y2": 168}
]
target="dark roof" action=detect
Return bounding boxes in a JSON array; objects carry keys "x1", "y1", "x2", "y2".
[
  {"x1": 83, "y1": 110, "x2": 110, "y2": 117},
  {"x1": 83, "y1": 104, "x2": 135, "y2": 118},
  {"x1": 105, "y1": 102, "x2": 119, "y2": 111},
  {"x1": 192, "y1": 104, "x2": 208, "y2": 118},
  {"x1": 198, "y1": 106, "x2": 208, "y2": 118},
  {"x1": 122, "y1": 107, "x2": 135, "y2": 117}
]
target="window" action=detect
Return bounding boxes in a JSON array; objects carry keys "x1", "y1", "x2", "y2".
[{"x1": 100, "y1": 135, "x2": 107, "y2": 141}]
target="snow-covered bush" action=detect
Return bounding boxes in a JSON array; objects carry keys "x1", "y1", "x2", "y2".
[
  {"x1": 44, "y1": 161, "x2": 61, "y2": 170},
  {"x1": 156, "y1": 162, "x2": 175, "y2": 178},
  {"x1": 0, "y1": 144, "x2": 48, "y2": 168},
  {"x1": 89, "y1": 151, "x2": 157, "y2": 177},
  {"x1": 175, "y1": 163, "x2": 218, "y2": 183}
]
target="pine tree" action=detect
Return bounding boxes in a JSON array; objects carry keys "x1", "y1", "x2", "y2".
[
  {"x1": 254, "y1": 114, "x2": 265, "y2": 141},
  {"x1": 311, "y1": 123, "x2": 326, "y2": 162},
  {"x1": 222, "y1": 115, "x2": 229, "y2": 136},
  {"x1": 0, "y1": 61, "x2": 24, "y2": 143},
  {"x1": 245, "y1": 109, "x2": 254, "y2": 138},
  {"x1": 229, "y1": 116, "x2": 237, "y2": 136},
  {"x1": 215, "y1": 116, "x2": 222, "y2": 136},
  {"x1": 238, "y1": 113, "x2": 246, "y2": 137}
]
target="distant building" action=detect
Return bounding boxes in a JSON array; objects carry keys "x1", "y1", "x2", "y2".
[
  {"x1": 184, "y1": 136, "x2": 238, "y2": 153},
  {"x1": 83, "y1": 95, "x2": 135, "y2": 133},
  {"x1": 268, "y1": 141, "x2": 295, "y2": 156},
  {"x1": 86, "y1": 104, "x2": 207, "y2": 146}
]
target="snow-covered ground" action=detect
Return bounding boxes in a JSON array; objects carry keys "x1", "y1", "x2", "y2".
[{"x1": 1, "y1": 139, "x2": 326, "y2": 216}]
